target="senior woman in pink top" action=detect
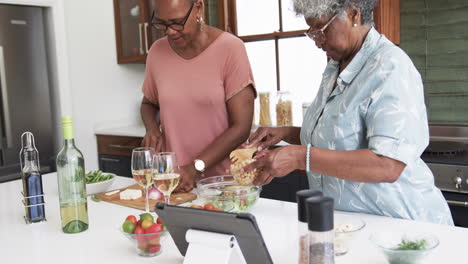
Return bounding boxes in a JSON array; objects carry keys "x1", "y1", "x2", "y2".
[{"x1": 141, "y1": 0, "x2": 256, "y2": 192}]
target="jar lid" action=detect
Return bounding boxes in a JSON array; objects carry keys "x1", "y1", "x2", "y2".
[
  {"x1": 306, "y1": 196, "x2": 334, "y2": 231},
  {"x1": 296, "y1": 190, "x2": 322, "y2": 222}
]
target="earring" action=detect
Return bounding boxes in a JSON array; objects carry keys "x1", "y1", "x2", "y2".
[
  {"x1": 353, "y1": 23, "x2": 357, "y2": 27},
  {"x1": 197, "y1": 17, "x2": 200, "y2": 23}
]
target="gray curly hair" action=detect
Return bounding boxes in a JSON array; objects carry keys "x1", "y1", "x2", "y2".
[{"x1": 293, "y1": 0, "x2": 379, "y2": 25}]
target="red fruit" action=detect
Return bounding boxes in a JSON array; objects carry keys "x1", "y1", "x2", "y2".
[
  {"x1": 156, "y1": 217, "x2": 165, "y2": 225},
  {"x1": 136, "y1": 220, "x2": 142, "y2": 227},
  {"x1": 148, "y1": 244, "x2": 161, "y2": 253},
  {"x1": 125, "y1": 215, "x2": 137, "y2": 225},
  {"x1": 204, "y1": 203, "x2": 215, "y2": 210},
  {"x1": 134, "y1": 226, "x2": 144, "y2": 234},
  {"x1": 145, "y1": 224, "x2": 163, "y2": 234}
]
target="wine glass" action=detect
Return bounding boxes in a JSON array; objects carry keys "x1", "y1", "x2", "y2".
[
  {"x1": 153, "y1": 152, "x2": 180, "y2": 205},
  {"x1": 131, "y1": 147, "x2": 155, "y2": 213}
]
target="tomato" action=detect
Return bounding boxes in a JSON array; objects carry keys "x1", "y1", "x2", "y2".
[
  {"x1": 148, "y1": 244, "x2": 161, "y2": 253},
  {"x1": 136, "y1": 220, "x2": 142, "y2": 227},
  {"x1": 211, "y1": 207, "x2": 222, "y2": 211},
  {"x1": 204, "y1": 203, "x2": 215, "y2": 210},
  {"x1": 139, "y1": 213, "x2": 154, "y2": 223},
  {"x1": 145, "y1": 223, "x2": 163, "y2": 234},
  {"x1": 125, "y1": 215, "x2": 137, "y2": 225},
  {"x1": 190, "y1": 205, "x2": 203, "y2": 209},
  {"x1": 134, "y1": 226, "x2": 144, "y2": 235},
  {"x1": 156, "y1": 217, "x2": 165, "y2": 225},
  {"x1": 141, "y1": 219, "x2": 154, "y2": 230},
  {"x1": 122, "y1": 220, "x2": 136, "y2": 233}
]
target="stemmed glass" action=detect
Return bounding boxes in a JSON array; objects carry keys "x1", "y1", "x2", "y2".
[
  {"x1": 153, "y1": 152, "x2": 180, "y2": 205},
  {"x1": 131, "y1": 147, "x2": 155, "y2": 213}
]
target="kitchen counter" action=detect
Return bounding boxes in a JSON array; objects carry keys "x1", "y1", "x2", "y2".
[{"x1": 1, "y1": 173, "x2": 466, "y2": 264}]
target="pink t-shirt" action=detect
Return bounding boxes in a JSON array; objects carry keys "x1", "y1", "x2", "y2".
[{"x1": 142, "y1": 32, "x2": 255, "y2": 177}]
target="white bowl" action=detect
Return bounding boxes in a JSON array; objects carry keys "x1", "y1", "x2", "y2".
[{"x1": 86, "y1": 173, "x2": 116, "y2": 195}]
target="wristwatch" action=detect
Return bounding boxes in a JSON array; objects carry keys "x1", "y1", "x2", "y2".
[{"x1": 194, "y1": 159, "x2": 205, "y2": 173}]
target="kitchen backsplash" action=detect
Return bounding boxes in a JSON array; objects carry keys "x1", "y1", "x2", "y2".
[{"x1": 400, "y1": 0, "x2": 468, "y2": 123}]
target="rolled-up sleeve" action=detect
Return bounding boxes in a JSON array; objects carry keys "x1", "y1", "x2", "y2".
[{"x1": 365, "y1": 48, "x2": 429, "y2": 165}]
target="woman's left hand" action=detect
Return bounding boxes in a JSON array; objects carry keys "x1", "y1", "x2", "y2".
[
  {"x1": 174, "y1": 164, "x2": 199, "y2": 193},
  {"x1": 244, "y1": 146, "x2": 301, "y2": 185}
]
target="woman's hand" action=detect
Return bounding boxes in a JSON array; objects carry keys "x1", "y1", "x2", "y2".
[
  {"x1": 246, "y1": 127, "x2": 290, "y2": 151},
  {"x1": 141, "y1": 127, "x2": 165, "y2": 152},
  {"x1": 174, "y1": 164, "x2": 199, "y2": 193},
  {"x1": 244, "y1": 145, "x2": 303, "y2": 185}
]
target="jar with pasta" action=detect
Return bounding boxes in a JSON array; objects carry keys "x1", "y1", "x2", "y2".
[
  {"x1": 275, "y1": 91, "x2": 293, "y2": 126},
  {"x1": 258, "y1": 92, "x2": 273, "y2": 126}
]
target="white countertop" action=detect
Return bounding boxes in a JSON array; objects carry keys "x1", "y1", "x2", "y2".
[{"x1": 1, "y1": 173, "x2": 466, "y2": 263}]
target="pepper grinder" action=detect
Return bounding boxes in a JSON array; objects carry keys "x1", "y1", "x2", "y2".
[
  {"x1": 306, "y1": 196, "x2": 334, "y2": 264},
  {"x1": 296, "y1": 190, "x2": 323, "y2": 264},
  {"x1": 19, "y1": 132, "x2": 46, "y2": 223}
]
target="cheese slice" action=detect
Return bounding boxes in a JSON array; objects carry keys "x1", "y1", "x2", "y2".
[
  {"x1": 119, "y1": 189, "x2": 142, "y2": 200},
  {"x1": 105, "y1": 190, "x2": 120, "y2": 196}
]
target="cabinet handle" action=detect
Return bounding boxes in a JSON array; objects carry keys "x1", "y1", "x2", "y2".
[
  {"x1": 447, "y1": 200, "x2": 468, "y2": 207},
  {"x1": 144, "y1": 22, "x2": 149, "y2": 54},
  {"x1": 138, "y1": 23, "x2": 144, "y2": 55},
  {"x1": 108, "y1": 144, "x2": 136, "y2": 150},
  {"x1": 100, "y1": 157, "x2": 120, "y2": 162}
]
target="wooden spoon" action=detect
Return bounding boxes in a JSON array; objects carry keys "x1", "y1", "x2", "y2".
[{"x1": 229, "y1": 147, "x2": 257, "y2": 164}]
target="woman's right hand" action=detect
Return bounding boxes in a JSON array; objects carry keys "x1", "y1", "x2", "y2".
[
  {"x1": 246, "y1": 127, "x2": 289, "y2": 151},
  {"x1": 141, "y1": 127, "x2": 165, "y2": 152}
]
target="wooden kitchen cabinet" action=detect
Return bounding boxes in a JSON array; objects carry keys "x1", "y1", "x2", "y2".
[
  {"x1": 374, "y1": 0, "x2": 400, "y2": 45},
  {"x1": 113, "y1": 0, "x2": 231, "y2": 64},
  {"x1": 96, "y1": 135, "x2": 142, "y2": 177}
]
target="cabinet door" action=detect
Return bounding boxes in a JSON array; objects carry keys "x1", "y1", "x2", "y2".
[{"x1": 113, "y1": 0, "x2": 148, "y2": 63}]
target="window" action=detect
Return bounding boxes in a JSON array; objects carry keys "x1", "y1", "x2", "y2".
[{"x1": 232, "y1": 0, "x2": 327, "y2": 125}]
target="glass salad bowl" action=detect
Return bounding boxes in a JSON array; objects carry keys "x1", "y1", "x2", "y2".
[
  {"x1": 196, "y1": 175, "x2": 261, "y2": 213},
  {"x1": 334, "y1": 216, "x2": 366, "y2": 256},
  {"x1": 369, "y1": 231, "x2": 439, "y2": 264}
]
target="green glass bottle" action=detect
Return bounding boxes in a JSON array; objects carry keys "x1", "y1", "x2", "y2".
[{"x1": 56, "y1": 116, "x2": 89, "y2": 233}]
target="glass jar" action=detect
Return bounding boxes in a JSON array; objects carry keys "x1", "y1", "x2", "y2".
[
  {"x1": 275, "y1": 91, "x2": 293, "y2": 126},
  {"x1": 259, "y1": 92, "x2": 273, "y2": 126}
]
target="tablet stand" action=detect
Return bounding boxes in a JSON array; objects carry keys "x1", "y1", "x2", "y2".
[{"x1": 184, "y1": 229, "x2": 247, "y2": 264}]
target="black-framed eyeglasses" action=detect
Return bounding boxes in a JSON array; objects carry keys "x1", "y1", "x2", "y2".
[
  {"x1": 151, "y1": 3, "x2": 195, "y2": 32},
  {"x1": 304, "y1": 13, "x2": 338, "y2": 43}
]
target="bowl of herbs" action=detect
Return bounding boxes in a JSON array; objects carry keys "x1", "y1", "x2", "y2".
[
  {"x1": 85, "y1": 170, "x2": 115, "y2": 195},
  {"x1": 370, "y1": 231, "x2": 439, "y2": 264}
]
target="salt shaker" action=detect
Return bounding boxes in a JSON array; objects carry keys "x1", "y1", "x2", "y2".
[
  {"x1": 306, "y1": 196, "x2": 334, "y2": 264},
  {"x1": 296, "y1": 190, "x2": 323, "y2": 264}
]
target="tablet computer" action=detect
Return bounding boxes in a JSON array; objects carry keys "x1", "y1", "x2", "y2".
[{"x1": 155, "y1": 203, "x2": 273, "y2": 264}]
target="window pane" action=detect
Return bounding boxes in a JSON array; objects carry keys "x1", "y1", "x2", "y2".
[
  {"x1": 245, "y1": 41, "x2": 277, "y2": 126},
  {"x1": 236, "y1": 0, "x2": 280, "y2": 36},
  {"x1": 281, "y1": 0, "x2": 309, "y2": 31},
  {"x1": 279, "y1": 37, "x2": 327, "y2": 125},
  {"x1": 245, "y1": 40, "x2": 277, "y2": 93}
]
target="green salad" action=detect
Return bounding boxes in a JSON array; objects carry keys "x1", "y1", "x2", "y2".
[
  {"x1": 396, "y1": 239, "x2": 427, "y2": 250},
  {"x1": 206, "y1": 186, "x2": 259, "y2": 213},
  {"x1": 85, "y1": 170, "x2": 113, "y2": 184}
]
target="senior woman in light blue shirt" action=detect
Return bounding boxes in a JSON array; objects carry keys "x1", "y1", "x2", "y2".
[{"x1": 245, "y1": 0, "x2": 453, "y2": 225}]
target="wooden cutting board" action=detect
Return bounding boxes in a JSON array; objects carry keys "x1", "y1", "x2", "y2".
[{"x1": 94, "y1": 184, "x2": 197, "y2": 212}]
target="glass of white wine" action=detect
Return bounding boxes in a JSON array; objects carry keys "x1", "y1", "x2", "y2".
[
  {"x1": 131, "y1": 147, "x2": 155, "y2": 213},
  {"x1": 153, "y1": 152, "x2": 180, "y2": 205}
]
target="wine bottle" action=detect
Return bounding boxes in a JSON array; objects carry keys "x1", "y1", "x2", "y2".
[{"x1": 56, "y1": 116, "x2": 89, "y2": 233}]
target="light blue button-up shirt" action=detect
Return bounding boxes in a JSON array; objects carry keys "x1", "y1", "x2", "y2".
[{"x1": 300, "y1": 28, "x2": 453, "y2": 225}]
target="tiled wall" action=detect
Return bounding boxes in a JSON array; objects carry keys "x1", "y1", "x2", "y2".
[{"x1": 400, "y1": 0, "x2": 468, "y2": 122}]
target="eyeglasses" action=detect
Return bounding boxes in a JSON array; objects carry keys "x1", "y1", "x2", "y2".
[
  {"x1": 151, "y1": 3, "x2": 195, "y2": 31},
  {"x1": 304, "y1": 14, "x2": 338, "y2": 43}
]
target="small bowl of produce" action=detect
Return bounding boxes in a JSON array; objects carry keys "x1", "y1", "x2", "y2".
[
  {"x1": 334, "y1": 216, "x2": 366, "y2": 256},
  {"x1": 196, "y1": 175, "x2": 261, "y2": 213},
  {"x1": 369, "y1": 231, "x2": 439, "y2": 264},
  {"x1": 120, "y1": 213, "x2": 168, "y2": 257},
  {"x1": 85, "y1": 170, "x2": 115, "y2": 195}
]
